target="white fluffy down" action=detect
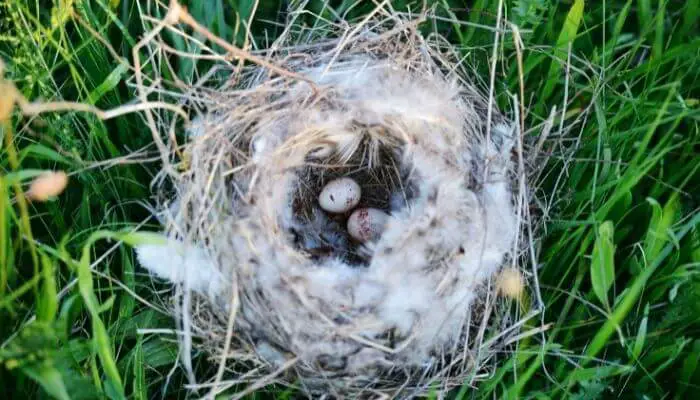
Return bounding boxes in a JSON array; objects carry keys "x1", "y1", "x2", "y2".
[
  {"x1": 138, "y1": 60, "x2": 516, "y2": 386},
  {"x1": 136, "y1": 241, "x2": 225, "y2": 299}
]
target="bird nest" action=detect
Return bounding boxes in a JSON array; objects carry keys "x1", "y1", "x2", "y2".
[{"x1": 134, "y1": 2, "x2": 540, "y2": 398}]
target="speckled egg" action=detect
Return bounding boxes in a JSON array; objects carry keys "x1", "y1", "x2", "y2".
[
  {"x1": 347, "y1": 208, "x2": 389, "y2": 242},
  {"x1": 318, "y1": 177, "x2": 361, "y2": 213}
]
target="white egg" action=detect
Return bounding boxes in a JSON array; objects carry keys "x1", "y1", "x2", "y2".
[
  {"x1": 318, "y1": 177, "x2": 361, "y2": 213},
  {"x1": 347, "y1": 208, "x2": 389, "y2": 242}
]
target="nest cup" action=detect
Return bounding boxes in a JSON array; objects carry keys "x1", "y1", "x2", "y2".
[{"x1": 136, "y1": 7, "x2": 533, "y2": 397}]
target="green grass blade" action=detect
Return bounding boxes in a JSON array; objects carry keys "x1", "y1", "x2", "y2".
[
  {"x1": 462, "y1": 0, "x2": 487, "y2": 44},
  {"x1": 679, "y1": 0, "x2": 700, "y2": 40},
  {"x1": 541, "y1": 0, "x2": 585, "y2": 99},
  {"x1": 0, "y1": 176, "x2": 9, "y2": 298},
  {"x1": 132, "y1": 338, "x2": 147, "y2": 400},
  {"x1": 568, "y1": 365, "x2": 634, "y2": 383},
  {"x1": 22, "y1": 363, "x2": 72, "y2": 400},
  {"x1": 631, "y1": 304, "x2": 649, "y2": 359},
  {"x1": 37, "y1": 253, "x2": 58, "y2": 323},
  {"x1": 636, "y1": 0, "x2": 652, "y2": 31},
  {"x1": 653, "y1": 1, "x2": 666, "y2": 60},
  {"x1": 675, "y1": 340, "x2": 700, "y2": 400},
  {"x1": 87, "y1": 62, "x2": 128, "y2": 104},
  {"x1": 78, "y1": 232, "x2": 126, "y2": 398}
]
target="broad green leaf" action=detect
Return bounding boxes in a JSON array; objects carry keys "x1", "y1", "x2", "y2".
[
  {"x1": 591, "y1": 221, "x2": 616, "y2": 307},
  {"x1": 644, "y1": 197, "x2": 680, "y2": 261}
]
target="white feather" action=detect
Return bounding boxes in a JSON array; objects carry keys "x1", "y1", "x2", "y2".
[{"x1": 136, "y1": 242, "x2": 225, "y2": 298}]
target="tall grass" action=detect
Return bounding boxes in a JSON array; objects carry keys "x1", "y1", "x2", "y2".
[{"x1": 1, "y1": 0, "x2": 698, "y2": 398}]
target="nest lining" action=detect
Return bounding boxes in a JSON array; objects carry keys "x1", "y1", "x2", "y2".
[{"x1": 136, "y1": 17, "x2": 526, "y2": 398}]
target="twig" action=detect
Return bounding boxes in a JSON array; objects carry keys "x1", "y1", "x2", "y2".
[
  {"x1": 173, "y1": 1, "x2": 316, "y2": 89},
  {"x1": 17, "y1": 97, "x2": 188, "y2": 121},
  {"x1": 230, "y1": 357, "x2": 299, "y2": 400},
  {"x1": 483, "y1": 0, "x2": 503, "y2": 180},
  {"x1": 207, "y1": 277, "x2": 240, "y2": 399},
  {"x1": 321, "y1": 0, "x2": 391, "y2": 76}
]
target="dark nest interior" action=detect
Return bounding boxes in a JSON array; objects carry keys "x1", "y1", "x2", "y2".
[{"x1": 287, "y1": 124, "x2": 420, "y2": 266}]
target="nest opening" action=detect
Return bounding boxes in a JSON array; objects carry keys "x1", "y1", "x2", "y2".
[{"x1": 288, "y1": 130, "x2": 415, "y2": 266}]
